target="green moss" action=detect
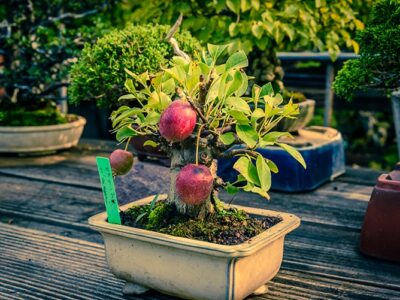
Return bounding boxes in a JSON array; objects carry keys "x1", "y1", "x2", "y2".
[
  {"x1": 120, "y1": 200, "x2": 282, "y2": 245},
  {"x1": 0, "y1": 106, "x2": 69, "y2": 126}
]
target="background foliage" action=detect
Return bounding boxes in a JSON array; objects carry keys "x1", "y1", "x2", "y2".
[
  {"x1": 0, "y1": 0, "x2": 118, "y2": 125},
  {"x1": 123, "y1": 0, "x2": 369, "y2": 90},
  {"x1": 334, "y1": 0, "x2": 400, "y2": 100}
]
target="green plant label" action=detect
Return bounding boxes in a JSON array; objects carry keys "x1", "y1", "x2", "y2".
[{"x1": 96, "y1": 157, "x2": 121, "y2": 224}]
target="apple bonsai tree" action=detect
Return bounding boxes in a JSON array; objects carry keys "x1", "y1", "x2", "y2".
[{"x1": 109, "y1": 23, "x2": 305, "y2": 220}]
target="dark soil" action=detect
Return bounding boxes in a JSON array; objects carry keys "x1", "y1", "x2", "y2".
[{"x1": 120, "y1": 200, "x2": 282, "y2": 246}]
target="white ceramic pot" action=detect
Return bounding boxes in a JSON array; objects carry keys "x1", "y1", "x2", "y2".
[
  {"x1": 89, "y1": 195, "x2": 300, "y2": 300},
  {"x1": 0, "y1": 115, "x2": 86, "y2": 153}
]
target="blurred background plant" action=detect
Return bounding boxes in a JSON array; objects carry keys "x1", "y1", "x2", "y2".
[{"x1": 0, "y1": 0, "x2": 119, "y2": 126}]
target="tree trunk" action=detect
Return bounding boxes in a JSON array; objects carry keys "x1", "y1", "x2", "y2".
[{"x1": 167, "y1": 141, "x2": 216, "y2": 219}]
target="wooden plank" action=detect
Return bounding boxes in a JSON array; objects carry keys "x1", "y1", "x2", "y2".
[
  {"x1": 1, "y1": 223, "x2": 399, "y2": 300},
  {"x1": 0, "y1": 172, "x2": 371, "y2": 230}
]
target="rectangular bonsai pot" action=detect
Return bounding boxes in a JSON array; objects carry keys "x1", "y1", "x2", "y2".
[{"x1": 88, "y1": 195, "x2": 300, "y2": 300}]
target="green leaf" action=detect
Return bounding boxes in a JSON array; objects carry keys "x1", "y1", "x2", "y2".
[
  {"x1": 251, "y1": 22, "x2": 264, "y2": 39},
  {"x1": 219, "y1": 132, "x2": 236, "y2": 145},
  {"x1": 112, "y1": 108, "x2": 142, "y2": 128},
  {"x1": 143, "y1": 140, "x2": 159, "y2": 148},
  {"x1": 251, "y1": 186, "x2": 270, "y2": 199},
  {"x1": 233, "y1": 156, "x2": 260, "y2": 185},
  {"x1": 234, "y1": 72, "x2": 248, "y2": 97},
  {"x1": 236, "y1": 125, "x2": 259, "y2": 148},
  {"x1": 143, "y1": 111, "x2": 160, "y2": 125},
  {"x1": 163, "y1": 65, "x2": 186, "y2": 85},
  {"x1": 266, "y1": 159, "x2": 279, "y2": 173},
  {"x1": 149, "y1": 194, "x2": 159, "y2": 211},
  {"x1": 207, "y1": 44, "x2": 228, "y2": 61},
  {"x1": 116, "y1": 125, "x2": 137, "y2": 142},
  {"x1": 256, "y1": 155, "x2": 271, "y2": 191},
  {"x1": 228, "y1": 110, "x2": 249, "y2": 124},
  {"x1": 259, "y1": 83, "x2": 274, "y2": 97},
  {"x1": 226, "y1": 182, "x2": 239, "y2": 194},
  {"x1": 225, "y1": 50, "x2": 248, "y2": 71},
  {"x1": 226, "y1": 97, "x2": 251, "y2": 113},
  {"x1": 277, "y1": 143, "x2": 306, "y2": 169},
  {"x1": 226, "y1": 0, "x2": 240, "y2": 14},
  {"x1": 135, "y1": 212, "x2": 147, "y2": 223},
  {"x1": 225, "y1": 70, "x2": 244, "y2": 97},
  {"x1": 262, "y1": 131, "x2": 293, "y2": 143},
  {"x1": 118, "y1": 94, "x2": 136, "y2": 101}
]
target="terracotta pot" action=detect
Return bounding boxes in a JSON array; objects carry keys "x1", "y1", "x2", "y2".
[
  {"x1": 359, "y1": 163, "x2": 400, "y2": 263},
  {"x1": 275, "y1": 99, "x2": 315, "y2": 132},
  {"x1": 88, "y1": 194, "x2": 300, "y2": 300},
  {"x1": 0, "y1": 115, "x2": 86, "y2": 153}
]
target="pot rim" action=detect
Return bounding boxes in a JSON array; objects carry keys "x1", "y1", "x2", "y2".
[
  {"x1": 88, "y1": 194, "x2": 300, "y2": 258},
  {"x1": 0, "y1": 114, "x2": 86, "y2": 133}
]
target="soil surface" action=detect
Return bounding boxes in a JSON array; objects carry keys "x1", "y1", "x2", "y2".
[{"x1": 120, "y1": 200, "x2": 282, "y2": 245}]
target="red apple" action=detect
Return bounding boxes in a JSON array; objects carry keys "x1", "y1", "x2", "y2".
[
  {"x1": 109, "y1": 149, "x2": 134, "y2": 176},
  {"x1": 176, "y1": 164, "x2": 213, "y2": 205},
  {"x1": 159, "y1": 100, "x2": 197, "y2": 142}
]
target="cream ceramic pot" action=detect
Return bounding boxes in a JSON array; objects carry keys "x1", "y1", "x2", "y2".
[
  {"x1": 89, "y1": 195, "x2": 300, "y2": 300},
  {"x1": 0, "y1": 115, "x2": 86, "y2": 153}
]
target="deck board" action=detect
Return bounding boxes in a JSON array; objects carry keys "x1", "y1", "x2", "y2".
[
  {"x1": 1, "y1": 223, "x2": 399, "y2": 300},
  {"x1": 0, "y1": 140, "x2": 397, "y2": 299}
]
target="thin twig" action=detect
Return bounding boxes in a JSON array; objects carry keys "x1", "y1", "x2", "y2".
[
  {"x1": 187, "y1": 98, "x2": 208, "y2": 123},
  {"x1": 165, "y1": 13, "x2": 190, "y2": 61}
]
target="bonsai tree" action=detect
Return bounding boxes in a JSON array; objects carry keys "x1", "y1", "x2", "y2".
[
  {"x1": 110, "y1": 39, "x2": 306, "y2": 218},
  {"x1": 125, "y1": 0, "x2": 368, "y2": 98},
  {"x1": 0, "y1": 0, "x2": 117, "y2": 126},
  {"x1": 334, "y1": 0, "x2": 400, "y2": 159},
  {"x1": 69, "y1": 24, "x2": 202, "y2": 108},
  {"x1": 333, "y1": 0, "x2": 400, "y2": 100}
]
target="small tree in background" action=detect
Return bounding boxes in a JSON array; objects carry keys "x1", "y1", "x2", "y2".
[
  {"x1": 333, "y1": 0, "x2": 400, "y2": 100},
  {"x1": 69, "y1": 24, "x2": 202, "y2": 108},
  {"x1": 124, "y1": 0, "x2": 369, "y2": 94},
  {"x1": 0, "y1": 0, "x2": 117, "y2": 126}
]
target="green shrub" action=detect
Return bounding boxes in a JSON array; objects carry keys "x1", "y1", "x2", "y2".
[
  {"x1": 334, "y1": 0, "x2": 400, "y2": 100},
  {"x1": 69, "y1": 24, "x2": 202, "y2": 108}
]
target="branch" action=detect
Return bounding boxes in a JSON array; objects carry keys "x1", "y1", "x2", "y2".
[
  {"x1": 165, "y1": 13, "x2": 190, "y2": 61},
  {"x1": 218, "y1": 149, "x2": 258, "y2": 159},
  {"x1": 199, "y1": 75, "x2": 213, "y2": 105},
  {"x1": 187, "y1": 98, "x2": 208, "y2": 123}
]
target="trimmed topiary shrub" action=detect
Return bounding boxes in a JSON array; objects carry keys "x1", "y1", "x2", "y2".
[
  {"x1": 334, "y1": 0, "x2": 400, "y2": 100},
  {"x1": 69, "y1": 24, "x2": 202, "y2": 108}
]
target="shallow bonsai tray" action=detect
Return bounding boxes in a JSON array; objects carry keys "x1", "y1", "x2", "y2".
[
  {"x1": 0, "y1": 115, "x2": 86, "y2": 153},
  {"x1": 88, "y1": 194, "x2": 300, "y2": 300},
  {"x1": 218, "y1": 126, "x2": 346, "y2": 192}
]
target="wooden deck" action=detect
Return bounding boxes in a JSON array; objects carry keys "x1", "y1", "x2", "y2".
[{"x1": 0, "y1": 139, "x2": 399, "y2": 300}]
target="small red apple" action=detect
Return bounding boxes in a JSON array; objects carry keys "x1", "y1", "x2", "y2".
[
  {"x1": 176, "y1": 164, "x2": 213, "y2": 205},
  {"x1": 109, "y1": 149, "x2": 134, "y2": 176},
  {"x1": 159, "y1": 100, "x2": 197, "y2": 142}
]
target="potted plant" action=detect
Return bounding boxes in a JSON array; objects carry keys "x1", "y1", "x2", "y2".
[
  {"x1": 69, "y1": 23, "x2": 201, "y2": 159},
  {"x1": 333, "y1": 0, "x2": 400, "y2": 262},
  {"x1": 0, "y1": 0, "x2": 115, "y2": 153},
  {"x1": 89, "y1": 28, "x2": 306, "y2": 298}
]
